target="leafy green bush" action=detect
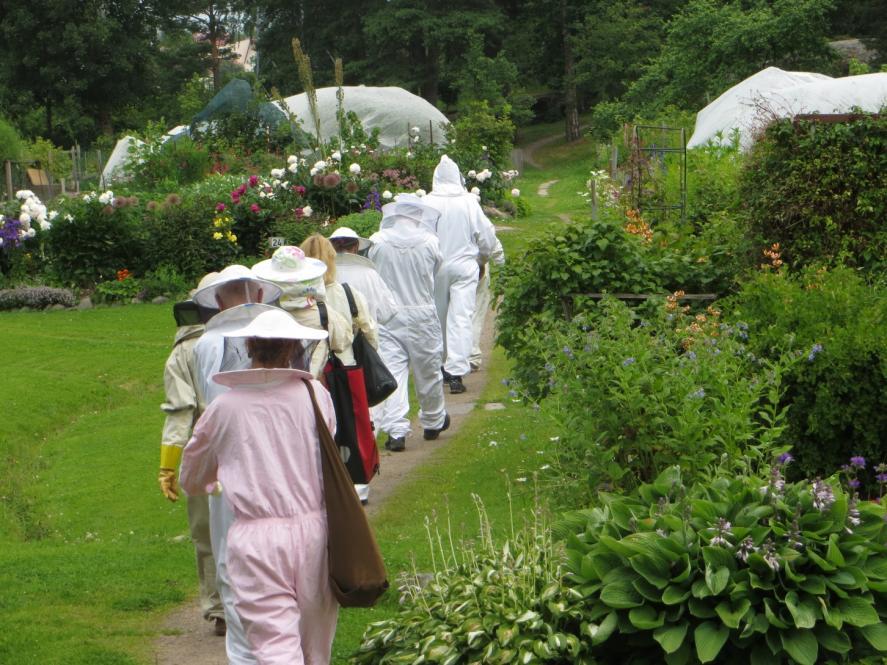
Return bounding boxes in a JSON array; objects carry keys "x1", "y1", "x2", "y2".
[
  {"x1": 323, "y1": 210, "x2": 382, "y2": 240},
  {"x1": 562, "y1": 465, "x2": 887, "y2": 664},
  {"x1": 128, "y1": 134, "x2": 212, "y2": 191},
  {"x1": 353, "y1": 499, "x2": 590, "y2": 664},
  {"x1": 740, "y1": 114, "x2": 887, "y2": 273},
  {"x1": 93, "y1": 274, "x2": 142, "y2": 304},
  {"x1": 728, "y1": 267, "x2": 887, "y2": 495},
  {"x1": 541, "y1": 298, "x2": 791, "y2": 499},
  {"x1": 48, "y1": 193, "x2": 147, "y2": 286},
  {"x1": 446, "y1": 100, "x2": 515, "y2": 170},
  {"x1": 137, "y1": 265, "x2": 191, "y2": 300}
]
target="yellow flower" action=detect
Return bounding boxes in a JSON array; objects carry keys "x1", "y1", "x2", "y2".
[
  {"x1": 213, "y1": 218, "x2": 222, "y2": 227},
  {"x1": 226, "y1": 232, "x2": 237, "y2": 243},
  {"x1": 213, "y1": 231, "x2": 223, "y2": 240}
]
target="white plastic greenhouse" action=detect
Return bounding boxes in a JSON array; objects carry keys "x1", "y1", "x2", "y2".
[{"x1": 688, "y1": 67, "x2": 887, "y2": 150}]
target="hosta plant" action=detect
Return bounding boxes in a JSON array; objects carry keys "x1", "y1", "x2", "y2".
[
  {"x1": 352, "y1": 496, "x2": 592, "y2": 664},
  {"x1": 562, "y1": 466, "x2": 887, "y2": 664}
]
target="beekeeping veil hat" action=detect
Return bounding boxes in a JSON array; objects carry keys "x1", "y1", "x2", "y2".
[
  {"x1": 380, "y1": 194, "x2": 442, "y2": 235},
  {"x1": 329, "y1": 226, "x2": 373, "y2": 251},
  {"x1": 251, "y1": 246, "x2": 328, "y2": 310},
  {"x1": 192, "y1": 264, "x2": 282, "y2": 309}
]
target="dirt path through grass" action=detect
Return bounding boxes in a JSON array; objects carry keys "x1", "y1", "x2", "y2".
[{"x1": 151, "y1": 312, "x2": 497, "y2": 665}]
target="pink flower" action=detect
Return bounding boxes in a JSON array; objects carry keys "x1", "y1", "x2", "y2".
[
  {"x1": 322, "y1": 173, "x2": 342, "y2": 189},
  {"x1": 231, "y1": 193, "x2": 240, "y2": 204},
  {"x1": 250, "y1": 204, "x2": 261, "y2": 214},
  {"x1": 237, "y1": 184, "x2": 247, "y2": 196},
  {"x1": 216, "y1": 203, "x2": 226, "y2": 212},
  {"x1": 294, "y1": 207, "x2": 304, "y2": 219},
  {"x1": 293, "y1": 185, "x2": 307, "y2": 196},
  {"x1": 248, "y1": 175, "x2": 259, "y2": 187}
]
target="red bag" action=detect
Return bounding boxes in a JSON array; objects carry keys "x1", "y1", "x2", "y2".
[{"x1": 318, "y1": 303, "x2": 380, "y2": 484}]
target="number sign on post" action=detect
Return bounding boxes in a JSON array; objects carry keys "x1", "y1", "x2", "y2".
[{"x1": 269, "y1": 236, "x2": 286, "y2": 249}]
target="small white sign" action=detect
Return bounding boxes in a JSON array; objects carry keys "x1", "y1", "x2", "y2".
[{"x1": 269, "y1": 236, "x2": 286, "y2": 248}]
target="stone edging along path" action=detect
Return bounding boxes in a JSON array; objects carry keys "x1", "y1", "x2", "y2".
[{"x1": 151, "y1": 311, "x2": 496, "y2": 665}]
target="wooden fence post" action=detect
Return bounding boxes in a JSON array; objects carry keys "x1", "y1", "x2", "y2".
[
  {"x1": 5, "y1": 160, "x2": 13, "y2": 201},
  {"x1": 610, "y1": 142, "x2": 618, "y2": 179}
]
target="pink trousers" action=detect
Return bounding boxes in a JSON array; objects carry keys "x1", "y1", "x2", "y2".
[{"x1": 226, "y1": 513, "x2": 338, "y2": 665}]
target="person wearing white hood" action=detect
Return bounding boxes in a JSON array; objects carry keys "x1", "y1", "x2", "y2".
[
  {"x1": 190, "y1": 265, "x2": 283, "y2": 665},
  {"x1": 424, "y1": 155, "x2": 500, "y2": 394},
  {"x1": 368, "y1": 195, "x2": 450, "y2": 451}
]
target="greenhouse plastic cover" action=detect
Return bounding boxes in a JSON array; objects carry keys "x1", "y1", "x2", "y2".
[
  {"x1": 101, "y1": 135, "x2": 144, "y2": 186},
  {"x1": 275, "y1": 85, "x2": 450, "y2": 149},
  {"x1": 688, "y1": 67, "x2": 887, "y2": 150}
]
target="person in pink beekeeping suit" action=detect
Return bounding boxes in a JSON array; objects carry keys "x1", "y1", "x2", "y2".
[{"x1": 180, "y1": 309, "x2": 339, "y2": 664}]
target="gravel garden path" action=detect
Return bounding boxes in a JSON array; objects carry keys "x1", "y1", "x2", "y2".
[{"x1": 151, "y1": 311, "x2": 497, "y2": 665}]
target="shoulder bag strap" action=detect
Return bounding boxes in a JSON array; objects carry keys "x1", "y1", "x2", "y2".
[
  {"x1": 316, "y1": 302, "x2": 334, "y2": 361},
  {"x1": 342, "y1": 283, "x2": 359, "y2": 318}
]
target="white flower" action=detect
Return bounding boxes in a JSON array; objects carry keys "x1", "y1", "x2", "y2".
[
  {"x1": 470, "y1": 186, "x2": 480, "y2": 196},
  {"x1": 26, "y1": 227, "x2": 36, "y2": 238},
  {"x1": 415, "y1": 189, "x2": 426, "y2": 197},
  {"x1": 83, "y1": 194, "x2": 93, "y2": 203},
  {"x1": 406, "y1": 151, "x2": 414, "y2": 159},
  {"x1": 48, "y1": 210, "x2": 58, "y2": 221},
  {"x1": 467, "y1": 169, "x2": 477, "y2": 178},
  {"x1": 302, "y1": 205, "x2": 313, "y2": 217},
  {"x1": 287, "y1": 155, "x2": 298, "y2": 165},
  {"x1": 64, "y1": 214, "x2": 74, "y2": 222},
  {"x1": 540, "y1": 464, "x2": 551, "y2": 471},
  {"x1": 511, "y1": 188, "x2": 520, "y2": 197},
  {"x1": 280, "y1": 181, "x2": 289, "y2": 189},
  {"x1": 475, "y1": 169, "x2": 492, "y2": 183},
  {"x1": 98, "y1": 190, "x2": 114, "y2": 205},
  {"x1": 15, "y1": 189, "x2": 35, "y2": 200},
  {"x1": 313, "y1": 160, "x2": 327, "y2": 171},
  {"x1": 259, "y1": 191, "x2": 267, "y2": 198},
  {"x1": 411, "y1": 135, "x2": 420, "y2": 143},
  {"x1": 515, "y1": 477, "x2": 527, "y2": 483},
  {"x1": 272, "y1": 179, "x2": 281, "y2": 187},
  {"x1": 19, "y1": 212, "x2": 31, "y2": 224},
  {"x1": 489, "y1": 440, "x2": 498, "y2": 447},
  {"x1": 382, "y1": 190, "x2": 393, "y2": 200},
  {"x1": 0, "y1": 237, "x2": 3, "y2": 247},
  {"x1": 481, "y1": 145, "x2": 487, "y2": 151},
  {"x1": 411, "y1": 126, "x2": 420, "y2": 134},
  {"x1": 288, "y1": 163, "x2": 298, "y2": 174},
  {"x1": 270, "y1": 168, "x2": 285, "y2": 179},
  {"x1": 330, "y1": 151, "x2": 341, "y2": 162},
  {"x1": 39, "y1": 220, "x2": 52, "y2": 231},
  {"x1": 309, "y1": 167, "x2": 318, "y2": 176},
  {"x1": 549, "y1": 436, "x2": 560, "y2": 442},
  {"x1": 349, "y1": 163, "x2": 361, "y2": 175}
]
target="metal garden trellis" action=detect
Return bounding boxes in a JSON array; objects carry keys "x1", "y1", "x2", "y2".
[{"x1": 630, "y1": 124, "x2": 687, "y2": 224}]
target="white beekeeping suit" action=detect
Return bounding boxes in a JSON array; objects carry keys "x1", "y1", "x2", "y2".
[
  {"x1": 368, "y1": 195, "x2": 449, "y2": 451},
  {"x1": 330, "y1": 227, "x2": 398, "y2": 328},
  {"x1": 424, "y1": 155, "x2": 499, "y2": 393},
  {"x1": 470, "y1": 235, "x2": 505, "y2": 371}
]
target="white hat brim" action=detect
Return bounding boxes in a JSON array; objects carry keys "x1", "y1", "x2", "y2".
[
  {"x1": 221, "y1": 312, "x2": 328, "y2": 341},
  {"x1": 252, "y1": 256, "x2": 327, "y2": 284},
  {"x1": 192, "y1": 276, "x2": 282, "y2": 308}
]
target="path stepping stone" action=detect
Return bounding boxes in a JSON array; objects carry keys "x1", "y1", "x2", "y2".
[
  {"x1": 537, "y1": 179, "x2": 559, "y2": 197},
  {"x1": 483, "y1": 402, "x2": 507, "y2": 411},
  {"x1": 448, "y1": 402, "x2": 476, "y2": 416}
]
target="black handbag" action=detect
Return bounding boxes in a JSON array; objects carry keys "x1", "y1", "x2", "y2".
[{"x1": 342, "y1": 284, "x2": 397, "y2": 407}]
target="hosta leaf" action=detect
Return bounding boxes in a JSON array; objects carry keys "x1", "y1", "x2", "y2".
[
  {"x1": 633, "y1": 576, "x2": 665, "y2": 602},
  {"x1": 654, "y1": 622, "x2": 689, "y2": 654},
  {"x1": 592, "y1": 612, "x2": 618, "y2": 645},
  {"x1": 630, "y1": 553, "x2": 670, "y2": 589},
  {"x1": 702, "y1": 546, "x2": 736, "y2": 571},
  {"x1": 694, "y1": 621, "x2": 729, "y2": 663},
  {"x1": 688, "y1": 598, "x2": 717, "y2": 619},
  {"x1": 749, "y1": 643, "x2": 772, "y2": 665},
  {"x1": 785, "y1": 591, "x2": 818, "y2": 629},
  {"x1": 826, "y1": 534, "x2": 846, "y2": 567},
  {"x1": 629, "y1": 606, "x2": 665, "y2": 629},
  {"x1": 662, "y1": 584, "x2": 692, "y2": 605},
  {"x1": 780, "y1": 629, "x2": 818, "y2": 665},
  {"x1": 865, "y1": 558, "x2": 887, "y2": 579},
  {"x1": 705, "y1": 565, "x2": 730, "y2": 595},
  {"x1": 600, "y1": 581, "x2": 643, "y2": 608},
  {"x1": 692, "y1": 577, "x2": 713, "y2": 598},
  {"x1": 715, "y1": 598, "x2": 751, "y2": 629},
  {"x1": 799, "y1": 575, "x2": 826, "y2": 595},
  {"x1": 663, "y1": 641, "x2": 692, "y2": 665},
  {"x1": 818, "y1": 598, "x2": 843, "y2": 630},
  {"x1": 763, "y1": 598, "x2": 790, "y2": 629},
  {"x1": 837, "y1": 597, "x2": 879, "y2": 626},
  {"x1": 496, "y1": 624, "x2": 516, "y2": 646},
  {"x1": 860, "y1": 622, "x2": 887, "y2": 650},
  {"x1": 670, "y1": 554, "x2": 692, "y2": 583},
  {"x1": 814, "y1": 624, "x2": 851, "y2": 654},
  {"x1": 807, "y1": 550, "x2": 837, "y2": 572}
]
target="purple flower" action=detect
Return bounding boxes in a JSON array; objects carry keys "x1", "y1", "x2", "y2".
[
  {"x1": 777, "y1": 452, "x2": 794, "y2": 465},
  {"x1": 736, "y1": 536, "x2": 756, "y2": 562},
  {"x1": 622, "y1": 357, "x2": 636, "y2": 367},
  {"x1": 850, "y1": 456, "x2": 866, "y2": 469},
  {"x1": 848, "y1": 479, "x2": 861, "y2": 489},
  {"x1": 562, "y1": 346, "x2": 574, "y2": 359},
  {"x1": 761, "y1": 539, "x2": 781, "y2": 572},
  {"x1": 690, "y1": 388, "x2": 706, "y2": 399},
  {"x1": 807, "y1": 343, "x2": 823, "y2": 362},
  {"x1": 686, "y1": 351, "x2": 697, "y2": 361},
  {"x1": 812, "y1": 479, "x2": 835, "y2": 512},
  {"x1": 877, "y1": 473, "x2": 887, "y2": 484}
]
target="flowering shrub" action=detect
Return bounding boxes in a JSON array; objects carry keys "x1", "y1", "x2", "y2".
[
  {"x1": 729, "y1": 267, "x2": 887, "y2": 495},
  {"x1": 0, "y1": 286, "x2": 75, "y2": 310},
  {"x1": 562, "y1": 465, "x2": 887, "y2": 664},
  {"x1": 541, "y1": 298, "x2": 793, "y2": 498},
  {"x1": 353, "y1": 498, "x2": 590, "y2": 664},
  {"x1": 94, "y1": 271, "x2": 142, "y2": 304},
  {"x1": 47, "y1": 191, "x2": 147, "y2": 286}
]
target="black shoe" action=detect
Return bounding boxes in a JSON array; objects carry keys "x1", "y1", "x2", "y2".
[
  {"x1": 448, "y1": 376, "x2": 466, "y2": 394},
  {"x1": 360, "y1": 499, "x2": 369, "y2": 506},
  {"x1": 384, "y1": 435, "x2": 406, "y2": 452},
  {"x1": 423, "y1": 413, "x2": 451, "y2": 440},
  {"x1": 441, "y1": 366, "x2": 454, "y2": 382},
  {"x1": 213, "y1": 617, "x2": 227, "y2": 636}
]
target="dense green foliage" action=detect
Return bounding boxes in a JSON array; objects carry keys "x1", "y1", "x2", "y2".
[
  {"x1": 543, "y1": 299, "x2": 791, "y2": 499},
  {"x1": 740, "y1": 115, "x2": 887, "y2": 273},
  {"x1": 729, "y1": 268, "x2": 887, "y2": 495},
  {"x1": 562, "y1": 466, "x2": 887, "y2": 664}
]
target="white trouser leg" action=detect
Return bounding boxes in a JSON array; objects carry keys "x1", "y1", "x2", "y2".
[
  {"x1": 470, "y1": 270, "x2": 491, "y2": 368},
  {"x1": 374, "y1": 324, "x2": 411, "y2": 439},
  {"x1": 438, "y1": 261, "x2": 478, "y2": 378},
  {"x1": 209, "y1": 493, "x2": 258, "y2": 665},
  {"x1": 406, "y1": 309, "x2": 447, "y2": 430}
]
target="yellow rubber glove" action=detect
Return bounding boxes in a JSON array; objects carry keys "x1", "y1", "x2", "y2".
[{"x1": 159, "y1": 444, "x2": 184, "y2": 502}]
